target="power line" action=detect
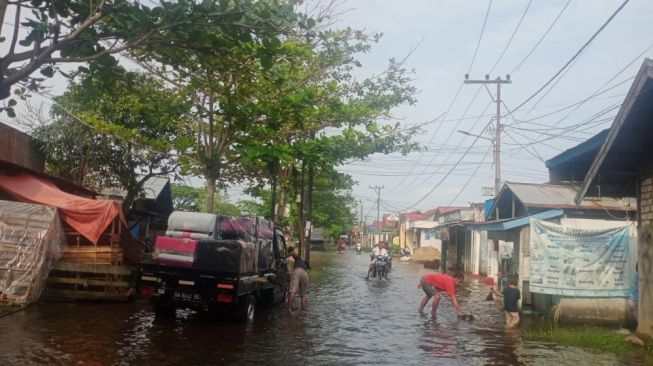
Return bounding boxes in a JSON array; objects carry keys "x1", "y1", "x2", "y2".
[
  {"x1": 400, "y1": 87, "x2": 488, "y2": 191},
  {"x1": 510, "y1": 0, "x2": 572, "y2": 74},
  {"x1": 505, "y1": 0, "x2": 631, "y2": 117},
  {"x1": 400, "y1": 118, "x2": 495, "y2": 212},
  {"x1": 447, "y1": 144, "x2": 493, "y2": 205},
  {"x1": 468, "y1": 0, "x2": 494, "y2": 74},
  {"x1": 487, "y1": 0, "x2": 532, "y2": 74},
  {"x1": 391, "y1": 0, "x2": 493, "y2": 191}
]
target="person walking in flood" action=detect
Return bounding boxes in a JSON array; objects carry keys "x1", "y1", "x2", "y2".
[
  {"x1": 417, "y1": 272, "x2": 465, "y2": 317},
  {"x1": 286, "y1": 246, "x2": 310, "y2": 313},
  {"x1": 491, "y1": 275, "x2": 521, "y2": 328}
]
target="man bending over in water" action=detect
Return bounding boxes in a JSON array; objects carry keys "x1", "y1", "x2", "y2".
[{"x1": 417, "y1": 272, "x2": 465, "y2": 317}]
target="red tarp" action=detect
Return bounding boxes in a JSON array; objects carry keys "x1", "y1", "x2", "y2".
[{"x1": 0, "y1": 173, "x2": 126, "y2": 244}]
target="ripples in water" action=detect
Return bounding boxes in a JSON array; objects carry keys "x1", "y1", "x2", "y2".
[{"x1": 0, "y1": 251, "x2": 645, "y2": 366}]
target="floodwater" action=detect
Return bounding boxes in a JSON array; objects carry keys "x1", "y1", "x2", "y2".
[{"x1": 0, "y1": 251, "x2": 646, "y2": 366}]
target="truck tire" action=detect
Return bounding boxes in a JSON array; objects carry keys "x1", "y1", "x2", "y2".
[{"x1": 239, "y1": 294, "x2": 256, "y2": 322}]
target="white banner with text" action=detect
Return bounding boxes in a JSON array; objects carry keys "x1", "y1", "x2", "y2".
[{"x1": 529, "y1": 218, "x2": 635, "y2": 297}]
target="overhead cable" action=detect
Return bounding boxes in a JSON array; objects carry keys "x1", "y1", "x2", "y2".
[{"x1": 505, "y1": 0, "x2": 631, "y2": 117}]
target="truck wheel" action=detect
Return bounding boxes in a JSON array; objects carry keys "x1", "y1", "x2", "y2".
[{"x1": 240, "y1": 294, "x2": 256, "y2": 322}]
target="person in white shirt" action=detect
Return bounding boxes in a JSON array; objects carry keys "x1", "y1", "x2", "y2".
[{"x1": 366, "y1": 242, "x2": 388, "y2": 279}]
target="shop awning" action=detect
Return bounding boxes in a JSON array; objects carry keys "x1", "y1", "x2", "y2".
[{"x1": 465, "y1": 209, "x2": 563, "y2": 232}]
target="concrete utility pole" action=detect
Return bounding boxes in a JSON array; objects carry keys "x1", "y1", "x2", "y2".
[
  {"x1": 359, "y1": 200, "x2": 364, "y2": 244},
  {"x1": 464, "y1": 74, "x2": 511, "y2": 195},
  {"x1": 369, "y1": 185, "x2": 384, "y2": 233}
]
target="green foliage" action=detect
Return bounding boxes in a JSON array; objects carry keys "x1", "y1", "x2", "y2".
[
  {"x1": 172, "y1": 183, "x2": 242, "y2": 216},
  {"x1": 0, "y1": 0, "x2": 298, "y2": 106},
  {"x1": 391, "y1": 244, "x2": 400, "y2": 255},
  {"x1": 34, "y1": 59, "x2": 191, "y2": 212},
  {"x1": 171, "y1": 183, "x2": 204, "y2": 212}
]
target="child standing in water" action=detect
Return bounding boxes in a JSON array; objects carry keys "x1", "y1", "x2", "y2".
[{"x1": 491, "y1": 276, "x2": 521, "y2": 328}]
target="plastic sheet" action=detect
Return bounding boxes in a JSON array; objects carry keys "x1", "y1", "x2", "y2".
[
  {"x1": 0, "y1": 200, "x2": 64, "y2": 304},
  {"x1": 154, "y1": 213, "x2": 276, "y2": 274}
]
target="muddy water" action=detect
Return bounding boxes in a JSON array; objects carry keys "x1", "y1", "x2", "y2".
[{"x1": 0, "y1": 251, "x2": 645, "y2": 365}]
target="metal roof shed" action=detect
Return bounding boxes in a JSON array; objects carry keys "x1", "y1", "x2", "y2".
[{"x1": 576, "y1": 58, "x2": 653, "y2": 203}]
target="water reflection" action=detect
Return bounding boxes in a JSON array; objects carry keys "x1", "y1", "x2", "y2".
[{"x1": 0, "y1": 251, "x2": 645, "y2": 365}]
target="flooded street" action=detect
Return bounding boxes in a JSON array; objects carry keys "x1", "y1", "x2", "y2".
[{"x1": 0, "y1": 251, "x2": 645, "y2": 366}]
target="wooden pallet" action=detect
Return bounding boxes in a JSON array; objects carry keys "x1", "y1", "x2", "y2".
[
  {"x1": 59, "y1": 247, "x2": 123, "y2": 265},
  {"x1": 45, "y1": 262, "x2": 134, "y2": 301}
]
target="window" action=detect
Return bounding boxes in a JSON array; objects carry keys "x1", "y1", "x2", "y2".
[{"x1": 425, "y1": 230, "x2": 436, "y2": 240}]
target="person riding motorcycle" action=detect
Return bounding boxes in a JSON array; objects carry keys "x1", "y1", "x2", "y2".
[
  {"x1": 355, "y1": 242, "x2": 362, "y2": 254},
  {"x1": 366, "y1": 242, "x2": 389, "y2": 279},
  {"x1": 382, "y1": 243, "x2": 392, "y2": 271}
]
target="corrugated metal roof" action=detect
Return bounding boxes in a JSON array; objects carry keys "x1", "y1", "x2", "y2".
[
  {"x1": 101, "y1": 176, "x2": 170, "y2": 200},
  {"x1": 506, "y1": 182, "x2": 635, "y2": 211},
  {"x1": 576, "y1": 58, "x2": 653, "y2": 203},
  {"x1": 545, "y1": 129, "x2": 609, "y2": 169}
]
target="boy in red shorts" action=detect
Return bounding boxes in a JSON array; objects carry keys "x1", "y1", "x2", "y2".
[{"x1": 418, "y1": 272, "x2": 465, "y2": 317}]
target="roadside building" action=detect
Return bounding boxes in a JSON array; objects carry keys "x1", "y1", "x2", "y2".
[
  {"x1": 468, "y1": 182, "x2": 636, "y2": 322},
  {"x1": 575, "y1": 59, "x2": 653, "y2": 337},
  {"x1": 101, "y1": 176, "x2": 174, "y2": 244},
  {"x1": 435, "y1": 207, "x2": 475, "y2": 271},
  {"x1": 0, "y1": 122, "x2": 142, "y2": 302}
]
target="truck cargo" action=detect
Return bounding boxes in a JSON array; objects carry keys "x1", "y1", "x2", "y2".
[{"x1": 139, "y1": 212, "x2": 289, "y2": 321}]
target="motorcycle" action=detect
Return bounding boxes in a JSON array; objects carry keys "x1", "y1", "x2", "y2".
[
  {"x1": 375, "y1": 255, "x2": 387, "y2": 279},
  {"x1": 356, "y1": 244, "x2": 362, "y2": 255}
]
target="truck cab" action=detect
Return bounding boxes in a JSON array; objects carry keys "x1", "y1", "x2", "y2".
[{"x1": 139, "y1": 212, "x2": 289, "y2": 321}]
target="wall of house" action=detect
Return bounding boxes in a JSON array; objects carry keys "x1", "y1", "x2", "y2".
[
  {"x1": 639, "y1": 175, "x2": 653, "y2": 338},
  {"x1": 419, "y1": 230, "x2": 440, "y2": 249},
  {"x1": 0, "y1": 123, "x2": 44, "y2": 171}
]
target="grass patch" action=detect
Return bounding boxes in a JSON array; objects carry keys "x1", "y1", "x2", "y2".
[{"x1": 523, "y1": 320, "x2": 653, "y2": 360}]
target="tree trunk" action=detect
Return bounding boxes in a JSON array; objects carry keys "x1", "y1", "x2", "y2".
[
  {"x1": 205, "y1": 175, "x2": 216, "y2": 213},
  {"x1": 0, "y1": 0, "x2": 8, "y2": 33},
  {"x1": 274, "y1": 164, "x2": 292, "y2": 224}
]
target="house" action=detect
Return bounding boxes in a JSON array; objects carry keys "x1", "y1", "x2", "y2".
[
  {"x1": 0, "y1": 122, "x2": 142, "y2": 301},
  {"x1": 469, "y1": 182, "x2": 636, "y2": 321},
  {"x1": 0, "y1": 122, "x2": 44, "y2": 172},
  {"x1": 575, "y1": 59, "x2": 653, "y2": 337},
  {"x1": 365, "y1": 214, "x2": 399, "y2": 248},
  {"x1": 435, "y1": 207, "x2": 475, "y2": 271},
  {"x1": 101, "y1": 176, "x2": 174, "y2": 243}
]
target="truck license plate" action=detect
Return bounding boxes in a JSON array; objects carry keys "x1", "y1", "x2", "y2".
[{"x1": 173, "y1": 291, "x2": 201, "y2": 302}]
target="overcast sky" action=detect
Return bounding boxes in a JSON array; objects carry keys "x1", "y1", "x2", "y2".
[
  {"x1": 3, "y1": 1, "x2": 652, "y2": 221},
  {"x1": 325, "y1": 0, "x2": 653, "y2": 219}
]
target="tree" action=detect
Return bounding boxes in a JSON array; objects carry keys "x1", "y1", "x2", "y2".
[
  {"x1": 172, "y1": 183, "x2": 243, "y2": 216},
  {"x1": 129, "y1": 1, "x2": 306, "y2": 213},
  {"x1": 33, "y1": 57, "x2": 192, "y2": 213},
  {"x1": 237, "y1": 27, "x2": 421, "y2": 252},
  {"x1": 0, "y1": 0, "x2": 295, "y2": 113},
  {"x1": 171, "y1": 183, "x2": 203, "y2": 212}
]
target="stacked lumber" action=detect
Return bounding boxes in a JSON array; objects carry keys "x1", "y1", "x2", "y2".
[
  {"x1": 45, "y1": 220, "x2": 135, "y2": 301},
  {"x1": 0, "y1": 200, "x2": 64, "y2": 304}
]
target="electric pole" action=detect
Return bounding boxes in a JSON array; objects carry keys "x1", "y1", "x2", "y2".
[
  {"x1": 359, "y1": 200, "x2": 364, "y2": 245},
  {"x1": 464, "y1": 74, "x2": 511, "y2": 195},
  {"x1": 369, "y1": 185, "x2": 384, "y2": 233}
]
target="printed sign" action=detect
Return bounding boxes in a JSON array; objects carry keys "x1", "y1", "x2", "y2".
[
  {"x1": 387, "y1": 213, "x2": 399, "y2": 221},
  {"x1": 529, "y1": 218, "x2": 634, "y2": 297},
  {"x1": 482, "y1": 186, "x2": 495, "y2": 196}
]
